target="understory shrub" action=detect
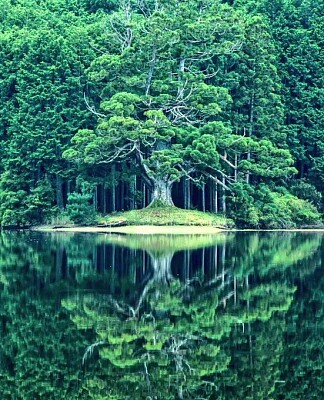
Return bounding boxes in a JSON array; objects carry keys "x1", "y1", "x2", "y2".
[
  {"x1": 65, "y1": 191, "x2": 97, "y2": 225},
  {"x1": 230, "y1": 184, "x2": 321, "y2": 228},
  {"x1": 0, "y1": 178, "x2": 53, "y2": 226}
]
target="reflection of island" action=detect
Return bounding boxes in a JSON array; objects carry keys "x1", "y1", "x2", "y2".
[
  {"x1": 103, "y1": 233, "x2": 233, "y2": 312},
  {"x1": 103, "y1": 233, "x2": 231, "y2": 255},
  {"x1": 0, "y1": 231, "x2": 322, "y2": 399}
]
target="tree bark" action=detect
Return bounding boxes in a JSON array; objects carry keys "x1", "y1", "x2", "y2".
[
  {"x1": 202, "y1": 183, "x2": 206, "y2": 212},
  {"x1": 148, "y1": 178, "x2": 174, "y2": 207},
  {"x1": 214, "y1": 182, "x2": 218, "y2": 213},
  {"x1": 93, "y1": 186, "x2": 98, "y2": 211},
  {"x1": 103, "y1": 186, "x2": 107, "y2": 214},
  {"x1": 183, "y1": 178, "x2": 191, "y2": 209},
  {"x1": 56, "y1": 175, "x2": 64, "y2": 210},
  {"x1": 111, "y1": 165, "x2": 116, "y2": 212},
  {"x1": 222, "y1": 177, "x2": 226, "y2": 213}
]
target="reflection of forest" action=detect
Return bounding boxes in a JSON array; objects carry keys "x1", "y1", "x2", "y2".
[{"x1": 0, "y1": 231, "x2": 323, "y2": 399}]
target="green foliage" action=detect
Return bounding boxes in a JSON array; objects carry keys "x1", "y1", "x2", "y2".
[
  {"x1": 0, "y1": 178, "x2": 53, "y2": 226},
  {"x1": 0, "y1": 0, "x2": 100, "y2": 224},
  {"x1": 290, "y1": 179, "x2": 323, "y2": 210},
  {"x1": 0, "y1": 0, "x2": 322, "y2": 226},
  {"x1": 230, "y1": 184, "x2": 321, "y2": 228},
  {"x1": 65, "y1": 191, "x2": 97, "y2": 225}
]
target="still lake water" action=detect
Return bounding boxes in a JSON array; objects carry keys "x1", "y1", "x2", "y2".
[{"x1": 0, "y1": 231, "x2": 323, "y2": 399}]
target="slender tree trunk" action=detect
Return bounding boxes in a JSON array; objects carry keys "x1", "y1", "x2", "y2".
[
  {"x1": 234, "y1": 276, "x2": 237, "y2": 305},
  {"x1": 143, "y1": 183, "x2": 147, "y2": 208},
  {"x1": 221, "y1": 242, "x2": 226, "y2": 286},
  {"x1": 55, "y1": 247, "x2": 64, "y2": 282},
  {"x1": 111, "y1": 165, "x2": 116, "y2": 212},
  {"x1": 202, "y1": 183, "x2": 206, "y2": 212},
  {"x1": 183, "y1": 178, "x2": 191, "y2": 209},
  {"x1": 56, "y1": 175, "x2": 64, "y2": 210},
  {"x1": 185, "y1": 250, "x2": 190, "y2": 282},
  {"x1": 183, "y1": 178, "x2": 187, "y2": 209},
  {"x1": 120, "y1": 182, "x2": 124, "y2": 210},
  {"x1": 214, "y1": 182, "x2": 218, "y2": 213},
  {"x1": 214, "y1": 245, "x2": 218, "y2": 279},
  {"x1": 222, "y1": 178, "x2": 226, "y2": 213},
  {"x1": 131, "y1": 176, "x2": 136, "y2": 209},
  {"x1": 209, "y1": 183, "x2": 213, "y2": 212},
  {"x1": 93, "y1": 186, "x2": 98, "y2": 211},
  {"x1": 103, "y1": 186, "x2": 107, "y2": 214}
]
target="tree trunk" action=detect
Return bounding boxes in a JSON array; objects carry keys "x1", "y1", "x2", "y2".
[
  {"x1": 56, "y1": 175, "x2": 64, "y2": 210},
  {"x1": 183, "y1": 178, "x2": 191, "y2": 209},
  {"x1": 93, "y1": 186, "x2": 98, "y2": 211},
  {"x1": 130, "y1": 176, "x2": 136, "y2": 209},
  {"x1": 148, "y1": 179, "x2": 174, "y2": 207},
  {"x1": 120, "y1": 181, "x2": 124, "y2": 210},
  {"x1": 143, "y1": 183, "x2": 147, "y2": 208},
  {"x1": 111, "y1": 165, "x2": 116, "y2": 212},
  {"x1": 215, "y1": 183, "x2": 218, "y2": 213},
  {"x1": 202, "y1": 183, "x2": 206, "y2": 212},
  {"x1": 103, "y1": 186, "x2": 107, "y2": 214},
  {"x1": 222, "y1": 177, "x2": 226, "y2": 213}
]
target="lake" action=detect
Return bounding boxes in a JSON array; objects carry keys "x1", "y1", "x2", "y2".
[{"x1": 0, "y1": 231, "x2": 323, "y2": 399}]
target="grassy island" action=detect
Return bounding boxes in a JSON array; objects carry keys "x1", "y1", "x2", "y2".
[{"x1": 98, "y1": 207, "x2": 233, "y2": 228}]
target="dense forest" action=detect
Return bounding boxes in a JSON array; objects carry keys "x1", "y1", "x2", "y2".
[{"x1": 0, "y1": 0, "x2": 323, "y2": 228}]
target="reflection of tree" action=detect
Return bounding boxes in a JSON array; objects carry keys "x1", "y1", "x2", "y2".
[
  {"x1": 63, "y1": 283, "x2": 233, "y2": 399},
  {"x1": 0, "y1": 231, "x2": 322, "y2": 399},
  {"x1": 229, "y1": 232, "x2": 322, "y2": 278},
  {"x1": 62, "y1": 233, "x2": 322, "y2": 399},
  {"x1": 215, "y1": 233, "x2": 323, "y2": 400},
  {"x1": 0, "y1": 232, "x2": 131, "y2": 400},
  {"x1": 274, "y1": 237, "x2": 324, "y2": 399},
  {"x1": 104, "y1": 233, "x2": 232, "y2": 318},
  {"x1": 0, "y1": 233, "x2": 94, "y2": 399},
  {"x1": 63, "y1": 233, "x2": 237, "y2": 398}
]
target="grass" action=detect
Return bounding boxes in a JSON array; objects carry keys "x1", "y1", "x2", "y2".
[{"x1": 98, "y1": 206, "x2": 234, "y2": 228}]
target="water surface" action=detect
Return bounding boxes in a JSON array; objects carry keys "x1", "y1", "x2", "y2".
[{"x1": 0, "y1": 231, "x2": 323, "y2": 399}]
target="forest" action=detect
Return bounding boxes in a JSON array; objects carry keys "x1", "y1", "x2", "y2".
[{"x1": 0, "y1": 0, "x2": 323, "y2": 228}]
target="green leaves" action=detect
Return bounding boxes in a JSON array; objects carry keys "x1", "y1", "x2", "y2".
[
  {"x1": 101, "y1": 92, "x2": 141, "y2": 117},
  {"x1": 0, "y1": 0, "x2": 322, "y2": 223}
]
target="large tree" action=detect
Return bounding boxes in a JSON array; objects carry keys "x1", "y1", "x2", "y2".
[
  {"x1": 64, "y1": 0, "x2": 297, "y2": 207},
  {"x1": 64, "y1": 0, "x2": 243, "y2": 205}
]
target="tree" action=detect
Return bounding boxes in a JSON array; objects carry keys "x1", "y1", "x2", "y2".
[{"x1": 63, "y1": 0, "x2": 245, "y2": 206}]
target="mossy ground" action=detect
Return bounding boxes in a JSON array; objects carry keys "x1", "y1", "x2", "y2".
[{"x1": 98, "y1": 206, "x2": 233, "y2": 228}]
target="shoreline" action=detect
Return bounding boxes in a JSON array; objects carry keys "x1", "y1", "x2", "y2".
[
  {"x1": 31, "y1": 225, "x2": 324, "y2": 235},
  {"x1": 31, "y1": 225, "x2": 225, "y2": 235}
]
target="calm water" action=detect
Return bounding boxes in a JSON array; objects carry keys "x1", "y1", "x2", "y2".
[{"x1": 0, "y1": 231, "x2": 323, "y2": 399}]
